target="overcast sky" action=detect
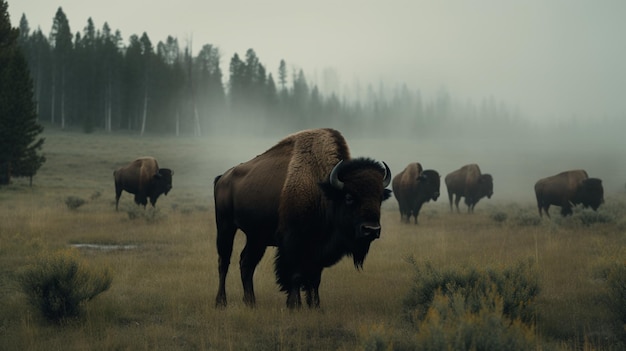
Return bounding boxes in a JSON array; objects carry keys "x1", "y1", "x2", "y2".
[{"x1": 8, "y1": 0, "x2": 626, "y2": 122}]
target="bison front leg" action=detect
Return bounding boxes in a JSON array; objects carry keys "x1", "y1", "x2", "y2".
[
  {"x1": 560, "y1": 204, "x2": 573, "y2": 217},
  {"x1": 304, "y1": 271, "x2": 322, "y2": 308},
  {"x1": 275, "y1": 243, "x2": 304, "y2": 309},
  {"x1": 454, "y1": 194, "x2": 462, "y2": 213},
  {"x1": 134, "y1": 194, "x2": 148, "y2": 207},
  {"x1": 286, "y1": 274, "x2": 303, "y2": 309}
]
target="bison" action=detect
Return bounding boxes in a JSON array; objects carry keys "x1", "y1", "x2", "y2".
[
  {"x1": 392, "y1": 162, "x2": 440, "y2": 223},
  {"x1": 113, "y1": 157, "x2": 173, "y2": 211},
  {"x1": 534, "y1": 169, "x2": 604, "y2": 217},
  {"x1": 445, "y1": 163, "x2": 493, "y2": 213},
  {"x1": 213, "y1": 128, "x2": 392, "y2": 309}
]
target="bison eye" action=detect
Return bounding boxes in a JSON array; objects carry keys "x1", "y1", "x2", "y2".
[{"x1": 345, "y1": 193, "x2": 354, "y2": 206}]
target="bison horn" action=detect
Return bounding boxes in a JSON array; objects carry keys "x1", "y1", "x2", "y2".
[
  {"x1": 382, "y1": 162, "x2": 392, "y2": 188},
  {"x1": 329, "y1": 160, "x2": 345, "y2": 190}
]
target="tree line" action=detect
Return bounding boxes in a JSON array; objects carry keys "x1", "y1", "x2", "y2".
[{"x1": 15, "y1": 7, "x2": 532, "y2": 138}]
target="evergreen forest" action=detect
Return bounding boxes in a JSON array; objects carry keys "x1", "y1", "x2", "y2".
[
  {"x1": 16, "y1": 7, "x2": 626, "y2": 139},
  {"x1": 15, "y1": 7, "x2": 540, "y2": 138}
]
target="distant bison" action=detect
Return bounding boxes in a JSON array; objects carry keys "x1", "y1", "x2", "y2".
[
  {"x1": 213, "y1": 128, "x2": 391, "y2": 309},
  {"x1": 534, "y1": 169, "x2": 604, "y2": 217},
  {"x1": 445, "y1": 163, "x2": 493, "y2": 213},
  {"x1": 113, "y1": 157, "x2": 173, "y2": 211},
  {"x1": 392, "y1": 162, "x2": 440, "y2": 223}
]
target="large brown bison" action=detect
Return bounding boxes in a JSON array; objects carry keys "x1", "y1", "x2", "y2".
[
  {"x1": 213, "y1": 128, "x2": 392, "y2": 309},
  {"x1": 534, "y1": 169, "x2": 604, "y2": 217},
  {"x1": 445, "y1": 163, "x2": 493, "y2": 213},
  {"x1": 113, "y1": 157, "x2": 173, "y2": 211},
  {"x1": 392, "y1": 162, "x2": 440, "y2": 224}
]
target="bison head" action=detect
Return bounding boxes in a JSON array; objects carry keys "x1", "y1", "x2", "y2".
[
  {"x1": 577, "y1": 178, "x2": 604, "y2": 211},
  {"x1": 478, "y1": 174, "x2": 493, "y2": 199},
  {"x1": 320, "y1": 158, "x2": 391, "y2": 268},
  {"x1": 154, "y1": 168, "x2": 174, "y2": 196},
  {"x1": 417, "y1": 169, "x2": 441, "y2": 201}
]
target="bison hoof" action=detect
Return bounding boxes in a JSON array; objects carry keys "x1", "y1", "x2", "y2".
[{"x1": 215, "y1": 296, "x2": 227, "y2": 309}]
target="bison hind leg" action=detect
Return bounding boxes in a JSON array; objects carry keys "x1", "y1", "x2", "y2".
[
  {"x1": 239, "y1": 236, "x2": 267, "y2": 307},
  {"x1": 215, "y1": 221, "x2": 238, "y2": 308}
]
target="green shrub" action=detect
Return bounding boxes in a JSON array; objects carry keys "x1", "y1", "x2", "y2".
[
  {"x1": 412, "y1": 291, "x2": 537, "y2": 351},
  {"x1": 606, "y1": 262, "x2": 626, "y2": 326},
  {"x1": 403, "y1": 259, "x2": 540, "y2": 325},
  {"x1": 490, "y1": 211, "x2": 508, "y2": 223},
  {"x1": 574, "y1": 208, "x2": 615, "y2": 226},
  {"x1": 19, "y1": 249, "x2": 112, "y2": 323},
  {"x1": 514, "y1": 212, "x2": 541, "y2": 227},
  {"x1": 400, "y1": 260, "x2": 540, "y2": 350},
  {"x1": 65, "y1": 196, "x2": 86, "y2": 210},
  {"x1": 358, "y1": 323, "x2": 393, "y2": 351}
]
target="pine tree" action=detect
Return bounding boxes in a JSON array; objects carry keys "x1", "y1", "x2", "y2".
[
  {"x1": 0, "y1": 0, "x2": 45, "y2": 185},
  {"x1": 49, "y1": 7, "x2": 72, "y2": 128}
]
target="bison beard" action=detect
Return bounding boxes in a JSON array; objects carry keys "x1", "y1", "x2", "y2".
[{"x1": 273, "y1": 158, "x2": 390, "y2": 308}]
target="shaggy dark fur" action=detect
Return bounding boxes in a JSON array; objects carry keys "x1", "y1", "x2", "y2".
[
  {"x1": 392, "y1": 163, "x2": 440, "y2": 224},
  {"x1": 445, "y1": 163, "x2": 493, "y2": 213},
  {"x1": 535, "y1": 170, "x2": 604, "y2": 217},
  {"x1": 213, "y1": 128, "x2": 391, "y2": 309}
]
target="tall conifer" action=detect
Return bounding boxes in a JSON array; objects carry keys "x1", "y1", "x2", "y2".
[{"x1": 0, "y1": 0, "x2": 45, "y2": 185}]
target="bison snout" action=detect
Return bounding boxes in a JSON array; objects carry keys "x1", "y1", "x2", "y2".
[
  {"x1": 433, "y1": 192, "x2": 440, "y2": 200},
  {"x1": 360, "y1": 224, "x2": 381, "y2": 239}
]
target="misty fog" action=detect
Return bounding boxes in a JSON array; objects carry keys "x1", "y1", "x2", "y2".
[
  {"x1": 9, "y1": 1, "x2": 626, "y2": 208},
  {"x1": 180, "y1": 113, "x2": 626, "y2": 212}
]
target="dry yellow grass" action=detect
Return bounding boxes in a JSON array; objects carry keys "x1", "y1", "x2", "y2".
[{"x1": 1, "y1": 128, "x2": 625, "y2": 350}]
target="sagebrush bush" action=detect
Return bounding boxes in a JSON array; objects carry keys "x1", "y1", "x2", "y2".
[
  {"x1": 574, "y1": 208, "x2": 615, "y2": 226},
  {"x1": 125, "y1": 205, "x2": 164, "y2": 222},
  {"x1": 490, "y1": 211, "x2": 508, "y2": 223},
  {"x1": 412, "y1": 291, "x2": 537, "y2": 351},
  {"x1": 400, "y1": 260, "x2": 540, "y2": 350},
  {"x1": 403, "y1": 259, "x2": 539, "y2": 325},
  {"x1": 514, "y1": 212, "x2": 541, "y2": 227},
  {"x1": 605, "y1": 262, "x2": 626, "y2": 326},
  {"x1": 358, "y1": 323, "x2": 393, "y2": 351},
  {"x1": 65, "y1": 196, "x2": 86, "y2": 210},
  {"x1": 19, "y1": 249, "x2": 112, "y2": 322}
]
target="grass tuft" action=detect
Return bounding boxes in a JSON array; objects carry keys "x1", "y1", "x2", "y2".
[{"x1": 65, "y1": 196, "x2": 86, "y2": 210}]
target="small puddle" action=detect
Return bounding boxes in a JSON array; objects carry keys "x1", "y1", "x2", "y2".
[{"x1": 70, "y1": 243, "x2": 138, "y2": 251}]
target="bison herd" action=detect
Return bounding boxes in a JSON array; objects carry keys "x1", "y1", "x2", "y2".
[{"x1": 111, "y1": 128, "x2": 605, "y2": 309}]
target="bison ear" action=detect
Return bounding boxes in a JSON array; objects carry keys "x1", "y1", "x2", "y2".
[{"x1": 383, "y1": 189, "x2": 392, "y2": 201}]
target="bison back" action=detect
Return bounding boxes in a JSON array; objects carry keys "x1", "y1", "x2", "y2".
[
  {"x1": 535, "y1": 169, "x2": 588, "y2": 204},
  {"x1": 114, "y1": 157, "x2": 160, "y2": 193},
  {"x1": 393, "y1": 163, "x2": 422, "y2": 201},
  {"x1": 445, "y1": 163, "x2": 481, "y2": 195}
]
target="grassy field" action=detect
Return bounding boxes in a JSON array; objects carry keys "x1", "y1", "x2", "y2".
[{"x1": 1, "y1": 128, "x2": 625, "y2": 350}]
